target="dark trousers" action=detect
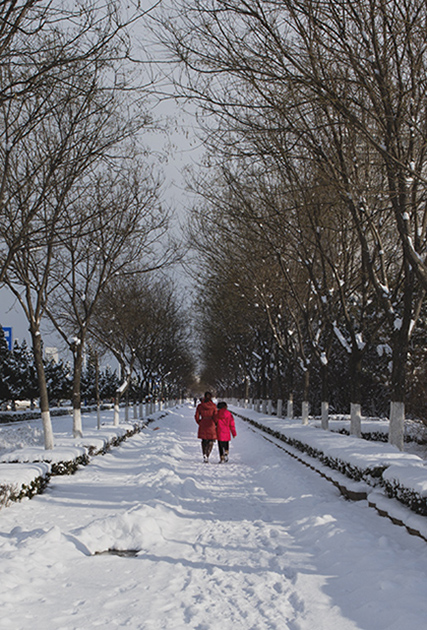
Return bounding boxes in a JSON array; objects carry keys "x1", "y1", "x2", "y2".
[
  {"x1": 218, "y1": 441, "x2": 229, "y2": 458},
  {"x1": 201, "y1": 439, "x2": 214, "y2": 457}
]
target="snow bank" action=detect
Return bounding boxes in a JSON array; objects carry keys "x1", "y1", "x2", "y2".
[{"x1": 73, "y1": 505, "x2": 169, "y2": 555}]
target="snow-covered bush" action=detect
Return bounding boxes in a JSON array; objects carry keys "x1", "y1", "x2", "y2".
[{"x1": 0, "y1": 471, "x2": 50, "y2": 508}]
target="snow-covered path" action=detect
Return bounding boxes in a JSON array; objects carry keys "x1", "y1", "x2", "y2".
[{"x1": 1, "y1": 405, "x2": 427, "y2": 630}]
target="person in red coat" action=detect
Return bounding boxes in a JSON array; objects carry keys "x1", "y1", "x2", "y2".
[
  {"x1": 194, "y1": 391, "x2": 217, "y2": 463},
  {"x1": 216, "y1": 401, "x2": 237, "y2": 463}
]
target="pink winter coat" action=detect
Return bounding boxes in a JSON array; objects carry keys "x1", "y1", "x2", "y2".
[
  {"x1": 195, "y1": 400, "x2": 217, "y2": 440},
  {"x1": 216, "y1": 409, "x2": 236, "y2": 441}
]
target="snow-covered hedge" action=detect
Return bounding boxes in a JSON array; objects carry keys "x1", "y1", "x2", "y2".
[
  {"x1": 0, "y1": 463, "x2": 51, "y2": 507},
  {"x1": 0, "y1": 404, "x2": 116, "y2": 424},
  {"x1": 1, "y1": 445, "x2": 90, "y2": 476},
  {"x1": 381, "y1": 465, "x2": 427, "y2": 517},
  {"x1": 235, "y1": 411, "x2": 427, "y2": 517},
  {"x1": 0, "y1": 408, "x2": 71, "y2": 423},
  {"x1": 332, "y1": 426, "x2": 427, "y2": 445}
]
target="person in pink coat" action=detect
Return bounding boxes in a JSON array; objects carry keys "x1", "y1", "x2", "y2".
[
  {"x1": 216, "y1": 401, "x2": 237, "y2": 463},
  {"x1": 194, "y1": 391, "x2": 217, "y2": 463}
]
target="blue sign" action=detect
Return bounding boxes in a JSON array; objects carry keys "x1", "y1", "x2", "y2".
[{"x1": 2, "y1": 327, "x2": 12, "y2": 351}]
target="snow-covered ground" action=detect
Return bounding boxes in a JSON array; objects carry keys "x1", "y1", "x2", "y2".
[{"x1": 1, "y1": 404, "x2": 427, "y2": 629}]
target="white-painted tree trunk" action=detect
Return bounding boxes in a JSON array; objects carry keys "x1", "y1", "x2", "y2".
[
  {"x1": 139, "y1": 401, "x2": 143, "y2": 418},
  {"x1": 261, "y1": 399, "x2": 267, "y2": 414},
  {"x1": 277, "y1": 399, "x2": 283, "y2": 418},
  {"x1": 350, "y1": 403, "x2": 362, "y2": 437},
  {"x1": 114, "y1": 402, "x2": 120, "y2": 426},
  {"x1": 301, "y1": 401, "x2": 309, "y2": 425},
  {"x1": 389, "y1": 401, "x2": 405, "y2": 451},
  {"x1": 73, "y1": 408, "x2": 82, "y2": 438},
  {"x1": 97, "y1": 404, "x2": 101, "y2": 430},
  {"x1": 133, "y1": 403, "x2": 137, "y2": 419},
  {"x1": 321, "y1": 401, "x2": 329, "y2": 430},
  {"x1": 267, "y1": 399, "x2": 272, "y2": 415},
  {"x1": 255, "y1": 399, "x2": 261, "y2": 412},
  {"x1": 41, "y1": 410, "x2": 54, "y2": 449},
  {"x1": 125, "y1": 402, "x2": 129, "y2": 422},
  {"x1": 287, "y1": 398, "x2": 294, "y2": 419}
]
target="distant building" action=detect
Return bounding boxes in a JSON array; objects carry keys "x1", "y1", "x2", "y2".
[{"x1": 2, "y1": 326, "x2": 12, "y2": 351}]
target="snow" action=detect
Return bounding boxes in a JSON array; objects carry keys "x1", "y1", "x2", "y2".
[
  {"x1": 333, "y1": 323, "x2": 352, "y2": 353},
  {"x1": 117, "y1": 381, "x2": 129, "y2": 394},
  {"x1": 355, "y1": 332, "x2": 365, "y2": 351},
  {"x1": 1, "y1": 445, "x2": 87, "y2": 463},
  {"x1": 0, "y1": 461, "x2": 50, "y2": 485},
  {"x1": 383, "y1": 464, "x2": 427, "y2": 497},
  {"x1": 1, "y1": 405, "x2": 427, "y2": 629},
  {"x1": 394, "y1": 318, "x2": 403, "y2": 330}
]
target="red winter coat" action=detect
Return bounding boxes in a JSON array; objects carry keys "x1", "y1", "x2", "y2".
[
  {"x1": 195, "y1": 400, "x2": 217, "y2": 440},
  {"x1": 216, "y1": 408, "x2": 237, "y2": 441}
]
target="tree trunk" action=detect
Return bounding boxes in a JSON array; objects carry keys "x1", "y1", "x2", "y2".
[
  {"x1": 320, "y1": 362, "x2": 329, "y2": 430},
  {"x1": 388, "y1": 326, "x2": 409, "y2": 451},
  {"x1": 244, "y1": 375, "x2": 249, "y2": 403},
  {"x1": 301, "y1": 400, "x2": 309, "y2": 425},
  {"x1": 348, "y1": 346, "x2": 363, "y2": 438},
  {"x1": 350, "y1": 402, "x2": 362, "y2": 437},
  {"x1": 72, "y1": 343, "x2": 84, "y2": 438},
  {"x1": 31, "y1": 329, "x2": 54, "y2": 450},
  {"x1": 321, "y1": 401, "x2": 329, "y2": 430},
  {"x1": 349, "y1": 348, "x2": 362, "y2": 408},
  {"x1": 301, "y1": 368, "x2": 309, "y2": 424},
  {"x1": 95, "y1": 352, "x2": 101, "y2": 430},
  {"x1": 125, "y1": 389, "x2": 129, "y2": 422},
  {"x1": 389, "y1": 401, "x2": 405, "y2": 451},
  {"x1": 388, "y1": 268, "x2": 412, "y2": 450},
  {"x1": 114, "y1": 394, "x2": 120, "y2": 426},
  {"x1": 287, "y1": 394, "x2": 294, "y2": 419}
]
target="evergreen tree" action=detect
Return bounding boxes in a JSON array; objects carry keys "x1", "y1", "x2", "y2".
[
  {"x1": 99, "y1": 366, "x2": 119, "y2": 401},
  {"x1": 81, "y1": 360, "x2": 97, "y2": 404},
  {"x1": 44, "y1": 359, "x2": 72, "y2": 404},
  {"x1": 7, "y1": 340, "x2": 38, "y2": 404}
]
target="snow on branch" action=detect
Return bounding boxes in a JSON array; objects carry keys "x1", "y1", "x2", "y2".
[{"x1": 333, "y1": 323, "x2": 352, "y2": 354}]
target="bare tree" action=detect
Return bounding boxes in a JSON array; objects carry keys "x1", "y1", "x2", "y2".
[
  {"x1": 159, "y1": 0, "x2": 427, "y2": 446},
  {"x1": 1, "y1": 1, "x2": 155, "y2": 448},
  {"x1": 0, "y1": 0, "x2": 150, "y2": 281},
  {"x1": 46, "y1": 162, "x2": 169, "y2": 437},
  {"x1": 92, "y1": 275, "x2": 195, "y2": 421}
]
